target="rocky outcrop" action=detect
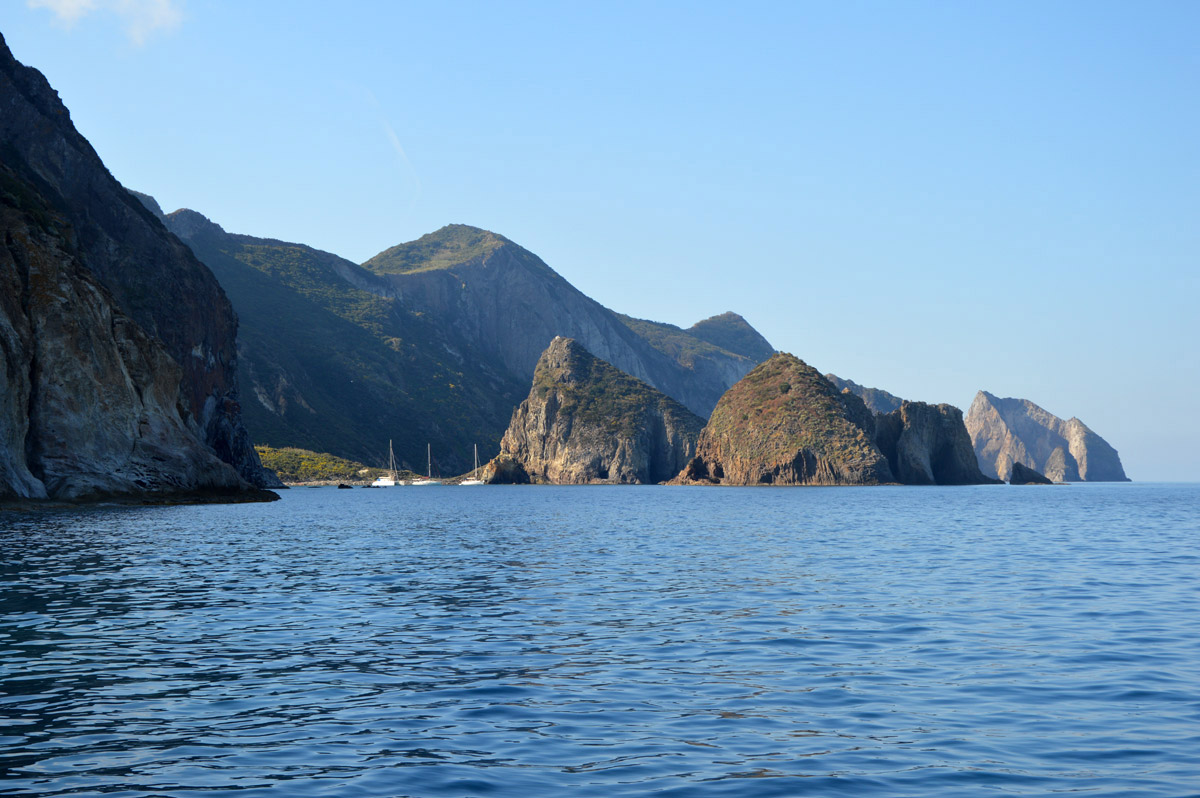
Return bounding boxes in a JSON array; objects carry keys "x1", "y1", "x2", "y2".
[
  {"x1": 1009, "y1": 462, "x2": 1053, "y2": 485},
  {"x1": 873, "y1": 401, "x2": 998, "y2": 485},
  {"x1": 0, "y1": 171, "x2": 260, "y2": 501},
  {"x1": 362, "y1": 225, "x2": 769, "y2": 417},
  {"x1": 489, "y1": 338, "x2": 704, "y2": 484},
  {"x1": 0, "y1": 33, "x2": 273, "y2": 490},
  {"x1": 825, "y1": 374, "x2": 903, "y2": 415},
  {"x1": 674, "y1": 353, "x2": 894, "y2": 486},
  {"x1": 480, "y1": 453, "x2": 530, "y2": 485},
  {"x1": 966, "y1": 391, "x2": 1129, "y2": 482}
]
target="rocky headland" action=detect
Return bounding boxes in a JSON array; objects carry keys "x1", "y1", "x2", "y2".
[
  {"x1": 0, "y1": 34, "x2": 275, "y2": 502},
  {"x1": 486, "y1": 337, "x2": 705, "y2": 484},
  {"x1": 674, "y1": 353, "x2": 894, "y2": 485},
  {"x1": 966, "y1": 391, "x2": 1129, "y2": 482},
  {"x1": 873, "y1": 401, "x2": 998, "y2": 485}
]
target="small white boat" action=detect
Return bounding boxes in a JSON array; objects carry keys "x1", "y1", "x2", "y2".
[
  {"x1": 460, "y1": 444, "x2": 485, "y2": 486},
  {"x1": 372, "y1": 440, "x2": 400, "y2": 486},
  {"x1": 411, "y1": 443, "x2": 442, "y2": 486}
]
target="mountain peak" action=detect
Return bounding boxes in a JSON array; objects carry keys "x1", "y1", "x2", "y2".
[
  {"x1": 164, "y1": 208, "x2": 226, "y2": 239},
  {"x1": 687, "y1": 312, "x2": 775, "y2": 363},
  {"x1": 363, "y1": 223, "x2": 515, "y2": 275}
]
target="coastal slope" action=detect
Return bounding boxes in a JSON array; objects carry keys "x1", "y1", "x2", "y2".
[
  {"x1": 873, "y1": 401, "x2": 998, "y2": 485},
  {"x1": 160, "y1": 207, "x2": 526, "y2": 475},
  {"x1": 488, "y1": 337, "x2": 705, "y2": 484}
]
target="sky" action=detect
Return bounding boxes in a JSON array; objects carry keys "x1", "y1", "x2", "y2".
[{"x1": 3, "y1": 1, "x2": 1197, "y2": 480}]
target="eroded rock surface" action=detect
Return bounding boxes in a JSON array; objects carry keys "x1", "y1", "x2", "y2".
[
  {"x1": 674, "y1": 353, "x2": 894, "y2": 486},
  {"x1": 966, "y1": 391, "x2": 1129, "y2": 482},
  {"x1": 874, "y1": 401, "x2": 997, "y2": 485},
  {"x1": 488, "y1": 337, "x2": 704, "y2": 484}
]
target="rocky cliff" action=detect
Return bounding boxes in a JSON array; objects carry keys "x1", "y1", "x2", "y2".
[
  {"x1": 0, "y1": 33, "x2": 272, "y2": 491},
  {"x1": 1, "y1": 167, "x2": 256, "y2": 501},
  {"x1": 965, "y1": 391, "x2": 1129, "y2": 482},
  {"x1": 674, "y1": 353, "x2": 894, "y2": 486},
  {"x1": 362, "y1": 225, "x2": 768, "y2": 417},
  {"x1": 1009, "y1": 462, "x2": 1053, "y2": 485},
  {"x1": 825, "y1": 374, "x2": 904, "y2": 415},
  {"x1": 873, "y1": 401, "x2": 998, "y2": 485},
  {"x1": 489, "y1": 337, "x2": 704, "y2": 484}
]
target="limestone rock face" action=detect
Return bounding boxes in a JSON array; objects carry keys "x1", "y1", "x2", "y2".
[
  {"x1": 965, "y1": 391, "x2": 1129, "y2": 482},
  {"x1": 675, "y1": 353, "x2": 894, "y2": 486},
  {"x1": 1009, "y1": 462, "x2": 1053, "y2": 485},
  {"x1": 873, "y1": 402, "x2": 998, "y2": 485},
  {"x1": 0, "y1": 33, "x2": 272, "y2": 489},
  {"x1": 490, "y1": 337, "x2": 705, "y2": 484}
]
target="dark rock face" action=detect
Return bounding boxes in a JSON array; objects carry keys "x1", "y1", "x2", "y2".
[
  {"x1": 481, "y1": 453, "x2": 530, "y2": 485},
  {"x1": 825, "y1": 374, "x2": 903, "y2": 415},
  {"x1": 966, "y1": 391, "x2": 1129, "y2": 482},
  {"x1": 362, "y1": 225, "x2": 769, "y2": 418},
  {"x1": 491, "y1": 337, "x2": 705, "y2": 484},
  {"x1": 0, "y1": 174, "x2": 256, "y2": 501},
  {"x1": 1009, "y1": 462, "x2": 1053, "y2": 485},
  {"x1": 874, "y1": 402, "x2": 998, "y2": 485},
  {"x1": 675, "y1": 353, "x2": 894, "y2": 486},
  {"x1": 0, "y1": 33, "x2": 272, "y2": 489}
]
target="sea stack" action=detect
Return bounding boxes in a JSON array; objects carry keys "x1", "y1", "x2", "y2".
[
  {"x1": 487, "y1": 337, "x2": 705, "y2": 484},
  {"x1": 674, "y1": 353, "x2": 894, "y2": 485},
  {"x1": 965, "y1": 391, "x2": 1129, "y2": 482},
  {"x1": 1009, "y1": 462, "x2": 1053, "y2": 485}
]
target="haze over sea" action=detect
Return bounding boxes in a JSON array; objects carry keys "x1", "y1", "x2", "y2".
[{"x1": 3, "y1": 484, "x2": 1198, "y2": 797}]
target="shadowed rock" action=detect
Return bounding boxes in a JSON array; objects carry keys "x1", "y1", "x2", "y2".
[
  {"x1": 1009, "y1": 462, "x2": 1053, "y2": 485},
  {"x1": 874, "y1": 401, "x2": 998, "y2": 485}
]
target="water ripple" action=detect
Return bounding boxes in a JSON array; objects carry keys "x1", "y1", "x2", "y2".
[{"x1": 2, "y1": 483, "x2": 1199, "y2": 796}]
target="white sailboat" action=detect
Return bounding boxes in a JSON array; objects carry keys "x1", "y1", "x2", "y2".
[
  {"x1": 371, "y1": 440, "x2": 400, "y2": 486},
  {"x1": 411, "y1": 443, "x2": 442, "y2": 486},
  {"x1": 460, "y1": 444, "x2": 485, "y2": 486}
]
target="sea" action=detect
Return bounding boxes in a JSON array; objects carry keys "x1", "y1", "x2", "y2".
[{"x1": 2, "y1": 483, "x2": 1198, "y2": 797}]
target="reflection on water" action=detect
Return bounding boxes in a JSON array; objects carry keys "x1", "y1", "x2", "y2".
[{"x1": 2, "y1": 484, "x2": 1199, "y2": 796}]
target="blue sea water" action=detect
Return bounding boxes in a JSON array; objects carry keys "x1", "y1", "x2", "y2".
[{"x1": 2, "y1": 483, "x2": 1199, "y2": 797}]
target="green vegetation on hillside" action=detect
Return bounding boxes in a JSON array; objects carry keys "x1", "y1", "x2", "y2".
[
  {"x1": 362, "y1": 224, "x2": 508, "y2": 274},
  {"x1": 615, "y1": 314, "x2": 732, "y2": 368},
  {"x1": 688, "y1": 312, "x2": 776, "y2": 363},
  {"x1": 705, "y1": 353, "x2": 879, "y2": 465},
  {"x1": 256, "y1": 445, "x2": 377, "y2": 482},
  {"x1": 169, "y1": 213, "x2": 524, "y2": 474},
  {"x1": 533, "y1": 339, "x2": 703, "y2": 438}
]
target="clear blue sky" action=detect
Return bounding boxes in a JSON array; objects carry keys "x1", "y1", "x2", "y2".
[{"x1": 4, "y1": 1, "x2": 1197, "y2": 480}]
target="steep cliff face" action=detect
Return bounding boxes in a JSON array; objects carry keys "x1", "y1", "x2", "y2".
[
  {"x1": 0, "y1": 174, "x2": 250, "y2": 501},
  {"x1": 0, "y1": 33, "x2": 270, "y2": 488},
  {"x1": 824, "y1": 374, "x2": 904, "y2": 415},
  {"x1": 873, "y1": 401, "x2": 997, "y2": 485},
  {"x1": 965, "y1": 391, "x2": 1129, "y2": 482},
  {"x1": 675, "y1": 353, "x2": 894, "y2": 486},
  {"x1": 362, "y1": 225, "x2": 768, "y2": 417},
  {"x1": 490, "y1": 337, "x2": 704, "y2": 484}
]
